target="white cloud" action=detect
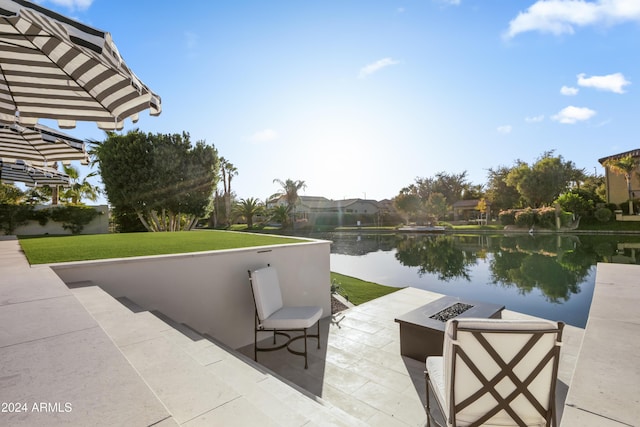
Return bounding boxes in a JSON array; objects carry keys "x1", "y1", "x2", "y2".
[
  {"x1": 504, "y1": 0, "x2": 640, "y2": 39},
  {"x1": 497, "y1": 125, "x2": 513, "y2": 134},
  {"x1": 358, "y1": 58, "x2": 400, "y2": 78},
  {"x1": 525, "y1": 115, "x2": 545, "y2": 123},
  {"x1": 437, "y1": 0, "x2": 461, "y2": 5},
  {"x1": 43, "y1": 0, "x2": 94, "y2": 11},
  {"x1": 249, "y1": 129, "x2": 278, "y2": 143},
  {"x1": 560, "y1": 85, "x2": 579, "y2": 96},
  {"x1": 551, "y1": 106, "x2": 596, "y2": 124},
  {"x1": 577, "y1": 72, "x2": 630, "y2": 93}
]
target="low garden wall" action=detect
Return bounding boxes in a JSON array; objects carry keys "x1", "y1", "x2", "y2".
[
  {"x1": 8, "y1": 204, "x2": 109, "y2": 235},
  {"x1": 50, "y1": 238, "x2": 331, "y2": 349}
]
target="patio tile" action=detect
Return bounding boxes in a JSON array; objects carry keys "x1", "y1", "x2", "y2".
[
  {"x1": 352, "y1": 381, "x2": 423, "y2": 426},
  {"x1": 0, "y1": 295, "x2": 96, "y2": 347},
  {"x1": 119, "y1": 335, "x2": 240, "y2": 425},
  {"x1": 348, "y1": 358, "x2": 416, "y2": 393},
  {"x1": 242, "y1": 385, "x2": 311, "y2": 426},
  {"x1": 365, "y1": 411, "x2": 418, "y2": 427},
  {"x1": 0, "y1": 327, "x2": 170, "y2": 427},
  {"x1": 0, "y1": 266, "x2": 71, "y2": 306},
  {"x1": 205, "y1": 356, "x2": 270, "y2": 395},
  {"x1": 322, "y1": 362, "x2": 370, "y2": 395},
  {"x1": 321, "y1": 383, "x2": 379, "y2": 421},
  {"x1": 182, "y1": 397, "x2": 282, "y2": 427},
  {"x1": 560, "y1": 406, "x2": 629, "y2": 427},
  {"x1": 564, "y1": 317, "x2": 640, "y2": 425},
  {"x1": 98, "y1": 311, "x2": 173, "y2": 347}
]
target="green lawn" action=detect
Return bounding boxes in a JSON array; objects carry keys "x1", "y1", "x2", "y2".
[
  {"x1": 18, "y1": 230, "x2": 303, "y2": 264},
  {"x1": 330, "y1": 272, "x2": 400, "y2": 305}
]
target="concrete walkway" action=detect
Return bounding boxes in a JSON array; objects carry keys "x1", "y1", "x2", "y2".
[
  {"x1": 0, "y1": 237, "x2": 176, "y2": 426},
  {"x1": 561, "y1": 262, "x2": 640, "y2": 427}
]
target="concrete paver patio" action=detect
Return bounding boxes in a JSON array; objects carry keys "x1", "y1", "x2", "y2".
[
  {"x1": 239, "y1": 287, "x2": 585, "y2": 427},
  {"x1": 3, "y1": 236, "x2": 638, "y2": 426}
]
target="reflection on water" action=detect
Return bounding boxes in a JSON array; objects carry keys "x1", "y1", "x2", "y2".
[{"x1": 313, "y1": 232, "x2": 640, "y2": 328}]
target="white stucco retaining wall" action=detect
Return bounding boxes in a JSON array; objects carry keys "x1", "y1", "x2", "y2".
[
  {"x1": 13, "y1": 204, "x2": 109, "y2": 235},
  {"x1": 50, "y1": 239, "x2": 331, "y2": 349}
]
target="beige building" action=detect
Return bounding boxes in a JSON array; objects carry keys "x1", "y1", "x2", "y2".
[{"x1": 598, "y1": 148, "x2": 640, "y2": 206}]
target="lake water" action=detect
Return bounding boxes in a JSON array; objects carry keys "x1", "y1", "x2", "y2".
[{"x1": 307, "y1": 232, "x2": 640, "y2": 328}]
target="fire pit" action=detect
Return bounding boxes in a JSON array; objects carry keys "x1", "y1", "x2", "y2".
[
  {"x1": 394, "y1": 296, "x2": 505, "y2": 362},
  {"x1": 429, "y1": 302, "x2": 474, "y2": 322}
]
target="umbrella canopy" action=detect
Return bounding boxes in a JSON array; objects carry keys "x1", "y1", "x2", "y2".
[
  {"x1": 0, "y1": 158, "x2": 69, "y2": 186},
  {"x1": 0, "y1": 122, "x2": 88, "y2": 166},
  {"x1": 0, "y1": 0, "x2": 161, "y2": 130}
]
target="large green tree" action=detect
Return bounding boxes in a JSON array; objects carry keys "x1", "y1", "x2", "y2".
[
  {"x1": 505, "y1": 152, "x2": 583, "y2": 208},
  {"x1": 93, "y1": 130, "x2": 219, "y2": 232},
  {"x1": 485, "y1": 166, "x2": 523, "y2": 212},
  {"x1": 414, "y1": 171, "x2": 472, "y2": 204},
  {"x1": 394, "y1": 187, "x2": 423, "y2": 224},
  {"x1": 0, "y1": 183, "x2": 24, "y2": 204}
]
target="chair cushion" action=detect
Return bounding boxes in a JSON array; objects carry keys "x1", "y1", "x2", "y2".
[
  {"x1": 261, "y1": 305, "x2": 323, "y2": 330},
  {"x1": 251, "y1": 266, "x2": 284, "y2": 321},
  {"x1": 426, "y1": 356, "x2": 447, "y2": 417}
]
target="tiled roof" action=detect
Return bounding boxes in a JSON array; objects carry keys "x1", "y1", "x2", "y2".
[{"x1": 598, "y1": 148, "x2": 640, "y2": 164}]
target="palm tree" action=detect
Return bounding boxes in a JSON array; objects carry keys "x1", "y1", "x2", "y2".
[
  {"x1": 272, "y1": 178, "x2": 306, "y2": 228},
  {"x1": 60, "y1": 164, "x2": 101, "y2": 205},
  {"x1": 268, "y1": 204, "x2": 291, "y2": 228},
  {"x1": 220, "y1": 157, "x2": 238, "y2": 227},
  {"x1": 233, "y1": 197, "x2": 264, "y2": 229},
  {"x1": 602, "y1": 155, "x2": 639, "y2": 214}
]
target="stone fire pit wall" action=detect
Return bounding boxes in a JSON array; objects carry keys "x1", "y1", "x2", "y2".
[{"x1": 50, "y1": 238, "x2": 331, "y2": 349}]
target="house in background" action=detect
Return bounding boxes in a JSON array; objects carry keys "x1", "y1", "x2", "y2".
[
  {"x1": 452, "y1": 199, "x2": 491, "y2": 223},
  {"x1": 598, "y1": 148, "x2": 640, "y2": 203},
  {"x1": 268, "y1": 195, "x2": 401, "y2": 227},
  {"x1": 598, "y1": 148, "x2": 640, "y2": 221}
]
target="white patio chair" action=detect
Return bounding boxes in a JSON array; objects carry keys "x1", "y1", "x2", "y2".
[
  {"x1": 248, "y1": 266, "x2": 322, "y2": 369},
  {"x1": 425, "y1": 318, "x2": 564, "y2": 427}
]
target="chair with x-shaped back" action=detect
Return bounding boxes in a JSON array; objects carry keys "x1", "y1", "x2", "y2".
[{"x1": 425, "y1": 318, "x2": 564, "y2": 427}]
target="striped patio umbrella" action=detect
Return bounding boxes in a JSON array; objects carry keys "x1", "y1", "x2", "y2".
[
  {"x1": 0, "y1": 158, "x2": 69, "y2": 186},
  {"x1": 0, "y1": 0, "x2": 161, "y2": 130},
  {"x1": 0, "y1": 122, "x2": 88, "y2": 166}
]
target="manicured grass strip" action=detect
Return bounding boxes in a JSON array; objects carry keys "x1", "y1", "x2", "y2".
[
  {"x1": 330, "y1": 272, "x2": 400, "y2": 306},
  {"x1": 19, "y1": 230, "x2": 303, "y2": 264}
]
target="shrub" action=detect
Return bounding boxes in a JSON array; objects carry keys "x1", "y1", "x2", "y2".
[
  {"x1": 50, "y1": 206, "x2": 100, "y2": 234},
  {"x1": 594, "y1": 207, "x2": 612, "y2": 223},
  {"x1": 0, "y1": 204, "x2": 33, "y2": 235},
  {"x1": 536, "y1": 207, "x2": 557, "y2": 228},
  {"x1": 555, "y1": 192, "x2": 594, "y2": 218},
  {"x1": 605, "y1": 203, "x2": 619, "y2": 212},
  {"x1": 498, "y1": 210, "x2": 516, "y2": 225},
  {"x1": 514, "y1": 208, "x2": 536, "y2": 227},
  {"x1": 559, "y1": 211, "x2": 574, "y2": 227}
]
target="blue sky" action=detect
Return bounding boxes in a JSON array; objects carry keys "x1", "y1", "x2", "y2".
[{"x1": 37, "y1": 0, "x2": 640, "y2": 204}]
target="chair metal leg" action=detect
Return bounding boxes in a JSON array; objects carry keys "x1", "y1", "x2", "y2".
[
  {"x1": 316, "y1": 320, "x2": 321, "y2": 349},
  {"x1": 425, "y1": 371, "x2": 431, "y2": 427},
  {"x1": 304, "y1": 327, "x2": 308, "y2": 369}
]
